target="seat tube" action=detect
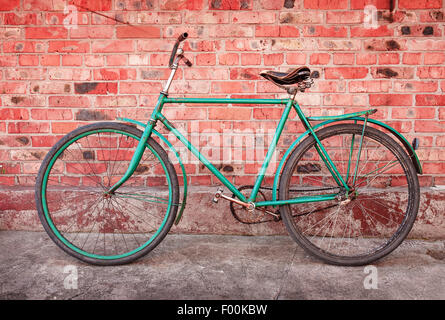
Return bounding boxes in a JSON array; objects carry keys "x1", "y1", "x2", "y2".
[{"x1": 248, "y1": 99, "x2": 293, "y2": 202}]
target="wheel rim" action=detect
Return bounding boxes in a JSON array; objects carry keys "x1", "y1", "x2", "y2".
[
  {"x1": 284, "y1": 127, "x2": 415, "y2": 260},
  {"x1": 41, "y1": 129, "x2": 173, "y2": 260}
]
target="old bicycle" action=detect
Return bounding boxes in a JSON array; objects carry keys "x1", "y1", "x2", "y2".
[{"x1": 35, "y1": 33, "x2": 421, "y2": 266}]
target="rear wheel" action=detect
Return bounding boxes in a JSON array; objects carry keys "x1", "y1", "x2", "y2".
[
  {"x1": 279, "y1": 124, "x2": 419, "y2": 266},
  {"x1": 35, "y1": 122, "x2": 179, "y2": 265}
]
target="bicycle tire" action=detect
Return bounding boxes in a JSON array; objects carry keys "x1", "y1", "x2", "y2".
[
  {"x1": 35, "y1": 122, "x2": 179, "y2": 266},
  {"x1": 279, "y1": 123, "x2": 420, "y2": 266}
]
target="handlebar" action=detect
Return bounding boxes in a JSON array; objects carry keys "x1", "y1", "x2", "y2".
[{"x1": 169, "y1": 32, "x2": 189, "y2": 68}]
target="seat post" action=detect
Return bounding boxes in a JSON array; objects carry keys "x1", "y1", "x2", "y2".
[{"x1": 161, "y1": 65, "x2": 178, "y2": 96}]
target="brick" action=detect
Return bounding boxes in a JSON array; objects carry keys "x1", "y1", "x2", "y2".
[
  {"x1": 304, "y1": 0, "x2": 348, "y2": 9},
  {"x1": 326, "y1": 11, "x2": 363, "y2": 24},
  {"x1": 241, "y1": 53, "x2": 261, "y2": 65},
  {"x1": 48, "y1": 41, "x2": 89, "y2": 53},
  {"x1": 62, "y1": 55, "x2": 82, "y2": 66},
  {"x1": 3, "y1": 41, "x2": 46, "y2": 53},
  {"x1": 161, "y1": 0, "x2": 205, "y2": 10},
  {"x1": 392, "y1": 107, "x2": 435, "y2": 119},
  {"x1": 0, "y1": 108, "x2": 29, "y2": 120},
  {"x1": 399, "y1": 0, "x2": 442, "y2": 9},
  {"x1": 3, "y1": 12, "x2": 40, "y2": 25},
  {"x1": 325, "y1": 67, "x2": 368, "y2": 79},
  {"x1": 45, "y1": 12, "x2": 89, "y2": 25},
  {"x1": 231, "y1": 12, "x2": 276, "y2": 24},
  {"x1": 279, "y1": 12, "x2": 323, "y2": 24},
  {"x1": 93, "y1": 68, "x2": 137, "y2": 81},
  {"x1": 116, "y1": 26, "x2": 160, "y2": 39},
  {"x1": 0, "y1": 56, "x2": 17, "y2": 67},
  {"x1": 30, "y1": 82, "x2": 71, "y2": 94},
  {"x1": 369, "y1": 94, "x2": 413, "y2": 106},
  {"x1": 286, "y1": 53, "x2": 306, "y2": 65},
  {"x1": 25, "y1": 27, "x2": 67, "y2": 39},
  {"x1": 3, "y1": 96, "x2": 45, "y2": 107},
  {"x1": 31, "y1": 109, "x2": 72, "y2": 120},
  {"x1": 196, "y1": 53, "x2": 216, "y2": 66},
  {"x1": 407, "y1": 39, "x2": 445, "y2": 51},
  {"x1": 415, "y1": 121, "x2": 445, "y2": 133},
  {"x1": 349, "y1": 81, "x2": 391, "y2": 93},
  {"x1": 40, "y1": 55, "x2": 60, "y2": 66},
  {"x1": 71, "y1": 0, "x2": 112, "y2": 11},
  {"x1": 399, "y1": 25, "x2": 441, "y2": 37},
  {"x1": 263, "y1": 53, "x2": 284, "y2": 66},
  {"x1": 218, "y1": 53, "x2": 239, "y2": 66},
  {"x1": 0, "y1": 0, "x2": 20, "y2": 10},
  {"x1": 229, "y1": 68, "x2": 262, "y2": 80},
  {"x1": 371, "y1": 67, "x2": 415, "y2": 79},
  {"x1": 279, "y1": 26, "x2": 300, "y2": 37},
  {"x1": 310, "y1": 53, "x2": 330, "y2": 65},
  {"x1": 0, "y1": 82, "x2": 27, "y2": 94},
  {"x1": 350, "y1": 0, "x2": 391, "y2": 9},
  {"x1": 417, "y1": 67, "x2": 445, "y2": 79},
  {"x1": 424, "y1": 52, "x2": 445, "y2": 65},
  {"x1": 209, "y1": 108, "x2": 251, "y2": 120},
  {"x1": 92, "y1": 40, "x2": 134, "y2": 53},
  {"x1": 351, "y1": 26, "x2": 393, "y2": 37},
  {"x1": 49, "y1": 96, "x2": 90, "y2": 107},
  {"x1": 120, "y1": 82, "x2": 162, "y2": 94},
  {"x1": 211, "y1": 81, "x2": 255, "y2": 93},
  {"x1": 323, "y1": 94, "x2": 367, "y2": 106},
  {"x1": 304, "y1": 26, "x2": 348, "y2": 38},
  {"x1": 8, "y1": 122, "x2": 49, "y2": 134},
  {"x1": 48, "y1": 68, "x2": 91, "y2": 81},
  {"x1": 416, "y1": 95, "x2": 445, "y2": 106},
  {"x1": 402, "y1": 53, "x2": 422, "y2": 65},
  {"x1": 365, "y1": 39, "x2": 407, "y2": 51},
  {"x1": 209, "y1": 0, "x2": 253, "y2": 10},
  {"x1": 74, "y1": 82, "x2": 117, "y2": 95},
  {"x1": 18, "y1": 55, "x2": 39, "y2": 66},
  {"x1": 255, "y1": 26, "x2": 279, "y2": 37},
  {"x1": 70, "y1": 26, "x2": 114, "y2": 39},
  {"x1": 106, "y1": 55, "x2": 128, "y2": 66},
  {"x1": 378, "y1": 53, "x2": 400, "y2": 64},
  {"x1": 184, "y1": 12, "x2": 228, "y2": 24},
  {"x1": 5, "y1": 68, "x2": 46, "y2": 80},
  {"x1": 394, "y1": 81, "x2": 438, "y2": 92},
  {"x1": 333, "y1": 53, "x2": 354, "y2": 65}
]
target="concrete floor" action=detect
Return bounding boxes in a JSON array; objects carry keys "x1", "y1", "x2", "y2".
[{"x1": 0, "y1": 231, "x2": 444, "y2": 300}]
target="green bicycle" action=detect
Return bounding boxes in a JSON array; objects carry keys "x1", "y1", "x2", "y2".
[{"x1": 35, "y1": 33, "x2": 421, "y2": 266}]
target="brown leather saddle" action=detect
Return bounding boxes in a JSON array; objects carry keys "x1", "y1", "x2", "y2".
[{"x1": 260, "y1": 66, "x2": 311, "y2": 87}]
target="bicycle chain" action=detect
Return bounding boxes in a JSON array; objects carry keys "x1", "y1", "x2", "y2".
[{"x1": 229, "y1": 185, "x2": 342, "y2": 225}]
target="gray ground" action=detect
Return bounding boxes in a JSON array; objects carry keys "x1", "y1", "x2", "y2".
[{"x1": 0, "y1": 231, "x2": 444, "y2": 300}]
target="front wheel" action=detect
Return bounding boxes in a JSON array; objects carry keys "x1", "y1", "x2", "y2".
[
  {"x1": 279, "y1": 124, "x2": 420, "y2": 266},
  {"x1": 35, "y1": 122, "x2": 179, "y2": 265}
]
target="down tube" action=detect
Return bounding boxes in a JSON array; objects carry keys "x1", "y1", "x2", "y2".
[{"x1": 158, "y1": 116, "x2": 247, "y2": 202}]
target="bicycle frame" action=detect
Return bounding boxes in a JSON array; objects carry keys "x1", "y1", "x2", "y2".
[{"x1": 110, "y1": 92, "x2": 357, "y2": 208}]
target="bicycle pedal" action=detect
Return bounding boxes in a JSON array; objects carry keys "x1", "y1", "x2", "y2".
[{"x1": 212, "y1": 187, "x2": 224, "y2": 203}]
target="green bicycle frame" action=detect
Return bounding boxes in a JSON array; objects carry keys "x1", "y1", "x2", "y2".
[{"x1": 109, "y1": 94, "x2": 354, "y2": 208}]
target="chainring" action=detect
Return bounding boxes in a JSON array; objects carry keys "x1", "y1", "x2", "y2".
[{"x1": 229, "y1": 185, "x2": 276, "y2": 224}]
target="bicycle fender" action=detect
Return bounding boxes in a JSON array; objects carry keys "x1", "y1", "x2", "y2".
[
  {"x1": 272, "y1": 117, "x2": 422, "y2": 203},
  {"x1": 116, "y1": 118, "x2": 188, "y2": 225}
]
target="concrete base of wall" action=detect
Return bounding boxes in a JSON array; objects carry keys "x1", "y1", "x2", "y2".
[{"x1": 1, "y1": 186, "x2": 444, "y2": 239}]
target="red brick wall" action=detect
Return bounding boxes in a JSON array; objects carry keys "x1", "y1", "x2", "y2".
[{"x1": 0, "y1": 0, "x2": 444, "y2": 187}]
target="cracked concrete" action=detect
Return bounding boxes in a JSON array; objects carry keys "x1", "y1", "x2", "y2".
[{"x1": 0, "y1": 231, "x2": 444, "y2": 300}]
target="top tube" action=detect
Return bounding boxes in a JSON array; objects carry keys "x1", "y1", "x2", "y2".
[{"x1": 163, "y1": 97, "x2": 290, "y2": 105}]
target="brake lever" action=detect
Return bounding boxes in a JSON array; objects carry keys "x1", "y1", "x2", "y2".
[{"x1": 177, "y1": 54, "x2": 193, "y2": 67}]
